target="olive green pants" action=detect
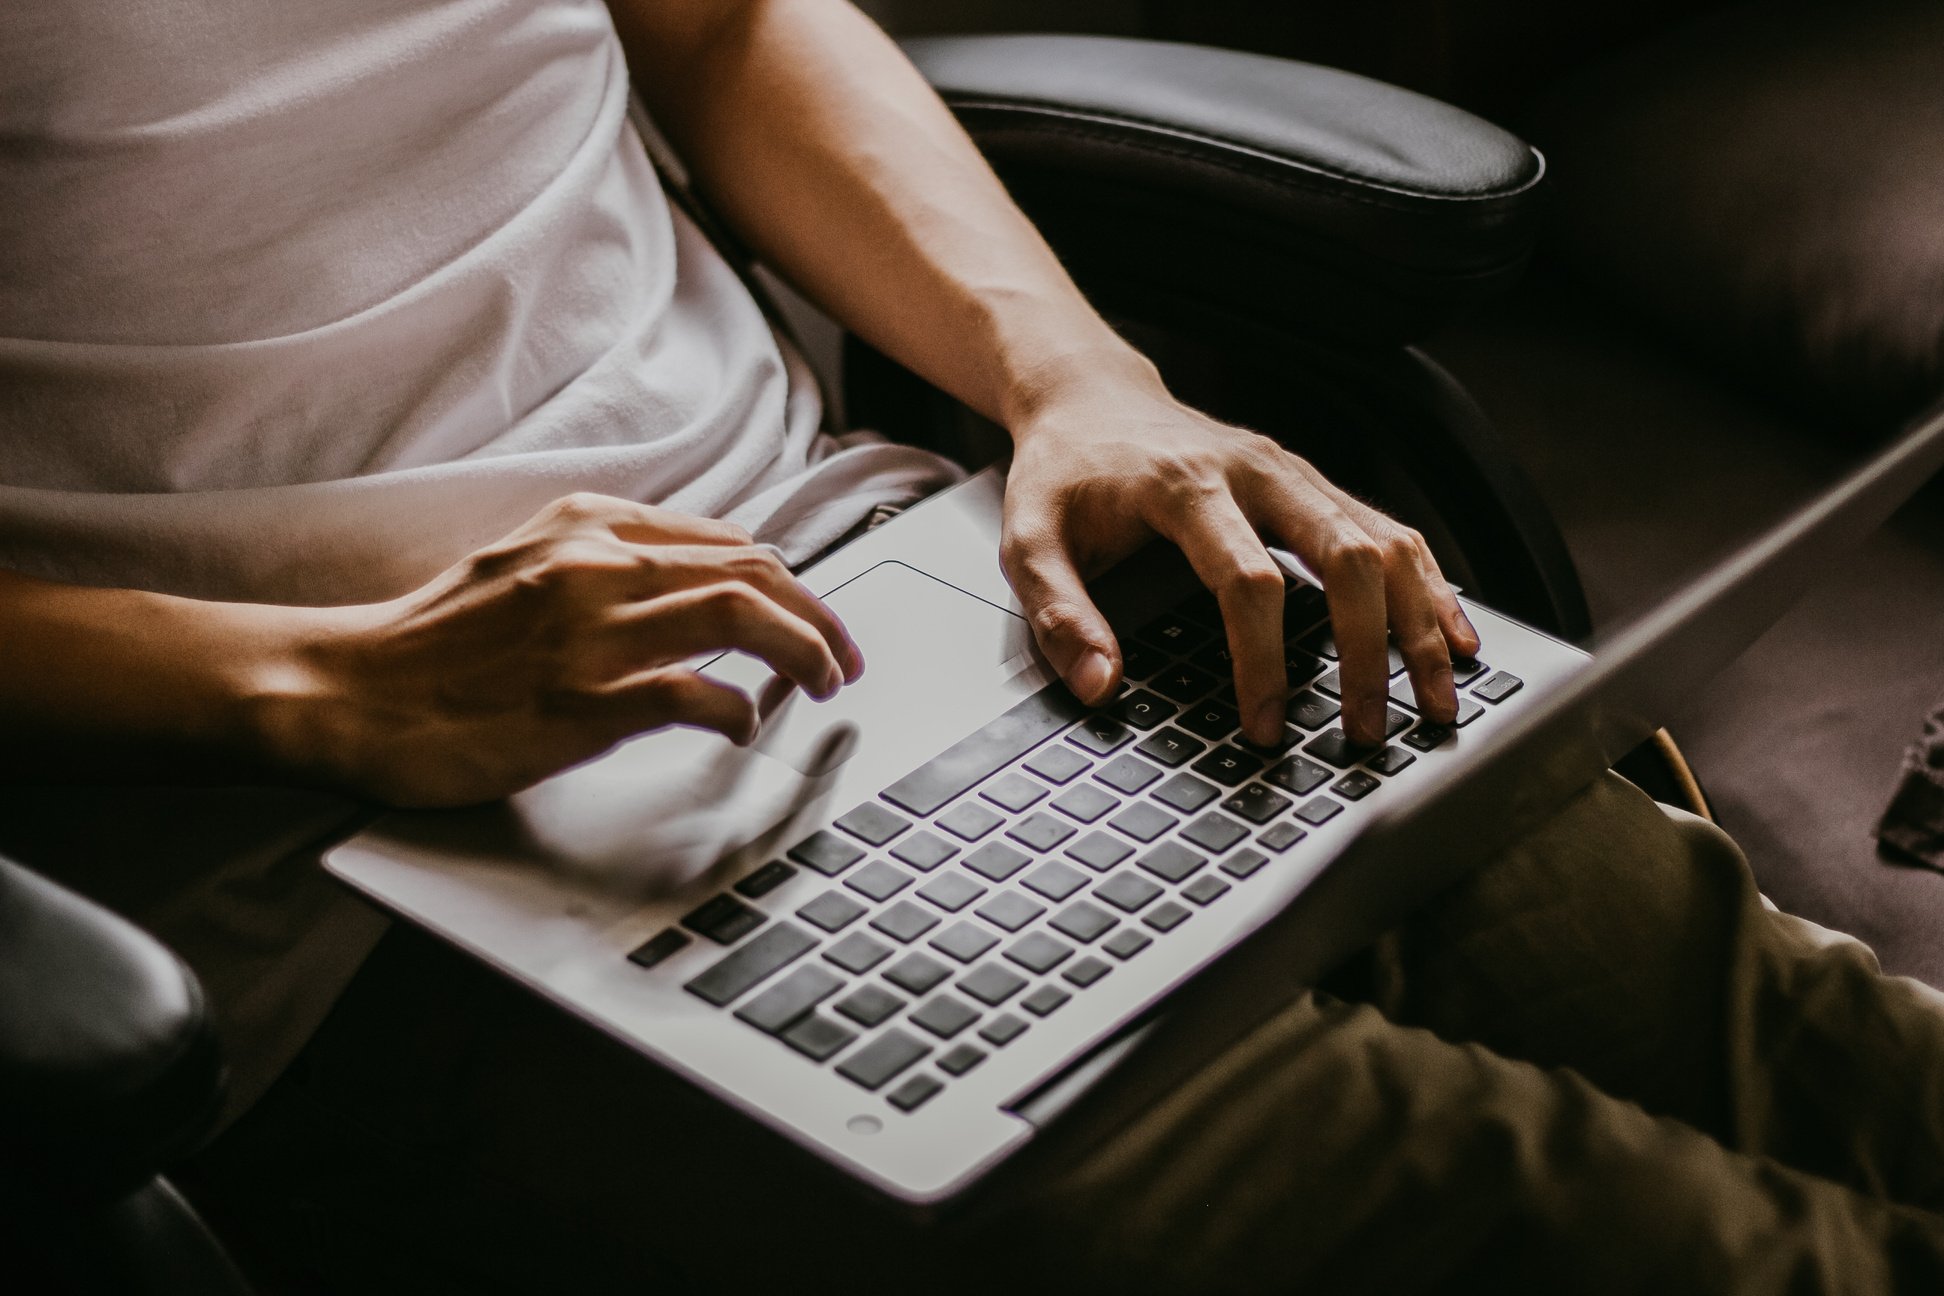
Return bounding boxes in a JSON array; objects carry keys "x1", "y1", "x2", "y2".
[{"x1": 185, "y1": 774, "x2": 1944, "y2": 1293}]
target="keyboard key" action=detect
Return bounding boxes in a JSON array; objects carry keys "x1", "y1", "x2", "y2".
[
  {"x1": 1182, "y1": 875, "x2": 1231, "y2": 906},
  {"x1": 1151, "y1": 663, "x2": 1217, "y2": 703},
  {"x1": 1387, "y1": 677, "x2": 1421, "y2": 713},
  {"x1": 1304, "y1": 728, "x2": 1372, "y2": 770},
  {"x1": 1237, "y1": 723, "x2": 1301, "y2": 757},
  {"x1": 1023, "y1": 744, "x2": 1091, "y2": 785},
  {"x1": 1284, "y1": 582, "x2": 1329, "y2": 631},
  {"x1": 1022, "y1": 860, "x2": 1091, "y2": 903},
  {"x1": 890, "y1": 829, "x2": 959, "y2": 872},
  {"x1": 980, "y1": 772, "x2": 1048, "y2": 814},
  {"x1": 979, "y1": 1013, "x2": 1029, "y2": 1045},
  {"x1": 824, "y1": 931, "x2": 894, "y2": 974},
  {"x1": 1096, "y1": 872, "x2": 1164, "y2": 912},
  {"x1": 910, "y1": 993, "x2": 981, "y2": 1039},
  {"x1": 1107, "y1": 801, "x2": 1178, "y2": 843},
  {"x1": 780, "y1": 1012, "x2": 857, "y2": 1062},
  {"x1": 1006, "y1": 932, "x2": 1075, "y2": 974},
  {"x1": 684, "y1": 922, "x2": 817, "y2": 1007},
  {"x1": 1152, "y1": 772, "x2": 1221, "y2": 813},
  {"x1": 1455, "y1": 697, "x2": 1485, "y2": 726},
  {"x1": 929, "y1": 921, "x2": 1000, "y2": 963},
  {"x1": 626, "y1": 928, "x2": 690, "y2": 969},
  {"x1": 883, "y1": 951, "x2": 952, "y2": 995},
  {"x1": 1050, "y1": 784, "x2": 1118, "y2": 823},
  {"x1": 1063, "y1": 956, "x2": 1112, "y2": 988},
  {"x1": 1008, "y1": 811, "x2": 1077, "y2": 852},
  {"x1": 1175, "y1": 588, "x2": 1223, "y2": 627},
  {"x1": 834, "y1": 983, "x2": 906, "y2": 1028},
  {"x1": 958, "y1": 962, "x2": 1029, "y2": 1006},
  {"x1": 1303, "y1": 626, "x2": 1340, "y2": 659},
  {"x1": 1258, "y1": 821, "x2": 1306, "y2": 852},
  {"x1": 1220, "y1": 784, "x2": 1293, "y2": 826},
  {"x1": 1332, "y1": 771, "x2": 1381, "y2": 801},
  {"x1": 787, "y1": 831, "x2": 865, "y2": 877},
  {"x1": 964, "y1": 841, "x2": 1032, "y2": 882},
  {"x1": 1386, "y1": 706, "x2": 1414, "y2": 738},
  {"x1": 1294, "y1": 796, "x2": 1344, "y2": 826},
  {"x1": 1021, "y1": 985, "x2": 1072, "y2": 1017},
  {"x1": 1283, "y1": 648, "x2": 1324, "y2": 685},
  {"x1": 1114, "y1": 690, "x2": 1176, "y2": 730},
  {"x1": 1139, "y1": 613, "x2": 1211, "y2": 654},
  {"x1": 1180, "y1": 812, "x2": 1249, "y2": 853},
  {"x1": 1190, "y1": 746, "x2": 1263, "y2": 787},
  {"x1": 1095, "y1": 754, "x2": 1163, "y2": 795},
  {"x1": 835, "y1": 802, "x2": 912, "y2": 847},
  {"x1": 916, "y1": 872, "x2": 986, "y2": 913},
  {"x1": 1220, "y1": 848, "x2": 1271, "y2": 879},
  {"x1": 1367, "y1": 745, "x2": 1416, "y2": 776},
  {"x1": 845, "y1": 860, "x2": 914, "y2": 902},
  {"x1": 1285, "y1": 690, "x2": 1340, "y2": 731},
  {"x1": 937, "y1": 801, "x2": 1004, "y2": 841},
  {"x1": 734, "y1": 861, "x2": 795, "y2": 900},
  {"x1": 681, "y1": 894, "x2": 765, "y2": 945},
  {"x1": 975, "y1": 891, "x2": 1046, "y2": 932},
  {"x1": 1137, "y1": 841, "x2": 1207, "y2": 883},
  {"x1": 1102, "y1": 928, "x2": 1153, "y2": 960},
  {"x1": 938, "y1": 1043, "x2": 987, "y2": 1076},
  {"x1": 836, "y1": 1028, "x2": 931, "y2": 1092},
  {"x1": 1135, "y1": 728, "x2": 1206, "y2": 769},
  {"x1": 1474, "y1": 670, "x2": 1524, "y2": 704},
  {"x1": 1314, "y1": 668, "x2": 1342, "y2": 698},
  {"x1": 796, "y1": 891, "x2": 867, "y2": 932},
  {"x1": 1179, "y1": 700, "x2": 1240, "y2": 741},
  {"x1": 1065, "y1": 831, "x2": 1136, "y2": 872},
  {"x1": 1265, "y1": 754, "x2": 1331, "y2": 795},
  {"x1": 1049, "y1": 900, "x2": 1117, "y2": 943},
  {"x1": 1068, "y1": 714, "x2": 1133, "y2": 756},
  {"x1": 1452, "y1": 657, "x2": 1489, "y2": 686},
  {"x1": 881, "y1": 686, "x2": 1086, "y2": 817},
  {"x1": 734, "y1": 964, "x2": 844, "y2": 1035},
  {"x1": 1404, "y1": 723, "x2": 1453, "y2": 752},
  {"x1": 1120, "y1": 639, "x2": 1165, "y2": 681},
  {"x1": 1143, "y1": 900, "x2": 1193, "y2": 932},
  {"x1": 871, "y1": 900, "x2": 941, "y2": 943},
  {"x1": 887, "y1": 1073, "x2": 944, "y2": 1113}
]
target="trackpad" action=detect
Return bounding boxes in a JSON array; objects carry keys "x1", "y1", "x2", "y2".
[{"x1": 704, "y1": 561, "x2": 1037, "y2": 777}]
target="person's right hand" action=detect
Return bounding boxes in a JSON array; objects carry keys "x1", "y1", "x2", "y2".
[{"x1": 263, "y1": 493, "x2": 863, "y2": 808}]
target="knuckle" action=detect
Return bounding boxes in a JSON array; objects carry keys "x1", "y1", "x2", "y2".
[
  {"x1": 549, "y1": 491, "x2": 610, "y2": 524},
  {"x1": 1220, "y1": 557, "x2": 1284, "y2": 600},
  {"x1": 1029, "y1": 600, "x2": 1093, "y2": 646},
  {"x1": 1327, "y1": 535, "x2": 1384, "y2": 578}
]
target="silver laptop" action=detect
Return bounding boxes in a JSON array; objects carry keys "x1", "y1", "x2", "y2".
[{"x1": 327, "y1": 403, "x2": 1944, "y2": 1206}]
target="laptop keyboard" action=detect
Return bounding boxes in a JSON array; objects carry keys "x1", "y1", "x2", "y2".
[{"x1": 625, "y1": 576, "x2": 1523, "y2": 1115}]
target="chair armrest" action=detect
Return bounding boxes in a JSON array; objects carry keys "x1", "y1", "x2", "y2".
[
  {"x1": 903, "y1": 34, "x2": 1544, "y2": 345},
  {"x1": 0, "y1": 855, "x2": 225, "y2": 1205}
]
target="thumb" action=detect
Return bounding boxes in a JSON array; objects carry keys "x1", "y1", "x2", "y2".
[{"x1": 1000, "y1": 523, "x2": 1120, "y2": 705}]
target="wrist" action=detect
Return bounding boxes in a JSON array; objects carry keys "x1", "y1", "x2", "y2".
[
  {"x1": 994, "y1": 331, "x2": 1168, "y2": 444},
  {"x1": 225, "y1": 601, "x2": 382, "y2": 793}
]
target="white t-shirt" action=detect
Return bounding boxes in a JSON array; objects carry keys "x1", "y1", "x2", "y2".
[{"x1": 0, "y1": 0, "x2": 960, "y2": 1109}]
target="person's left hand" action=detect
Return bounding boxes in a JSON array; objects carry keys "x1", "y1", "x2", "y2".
[{"x1": 1000, "y1": 373, "x2": 1480, "y2": 751}]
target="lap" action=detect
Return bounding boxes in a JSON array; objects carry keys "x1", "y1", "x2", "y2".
[{"x1": 180, "y1": 775, "x2": 1944, "y2": 1293}]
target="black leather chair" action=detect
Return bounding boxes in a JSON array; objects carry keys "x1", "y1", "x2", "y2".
[{"x1": 0, "y1": 33, "x2": 1584, "y2": 1291}]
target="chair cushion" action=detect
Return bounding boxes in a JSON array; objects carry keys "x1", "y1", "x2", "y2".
[
  {"x1": 1530, "y1": 0, "x2": 1944, "y2": 430},
  {"x1": 903, "y1": 34, "x2": 1544, "y2": 346}
]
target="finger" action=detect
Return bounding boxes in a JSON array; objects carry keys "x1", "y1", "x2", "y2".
[
  {"x1": 540, "y1": 491, "x2": 756, "y2": 548},
  {"x1": 999, "y1": 509, "x2": 1120, "y2": 705},
  {"x1": 616, "y1": 582, "x2": 846, "y2": 701},
  {"x1": 1245, "y1": 472, "x2": 1390, "y2": 746},
  {"x1": 1380, "y1": 531, "x2": 1459, "y2": 725},
  {"x1": 634, "y1": 544, "x2": 864, "y2": 681},
  {"x1": 1329, "y1": 493, "x2": 1481, "y2": 662},
  {"x1": 609, "y1": 668, "x2": 762, "y2": 746},
  {"x1": 1154, "y1": 493, "x2": 1287, "y2": 746}
]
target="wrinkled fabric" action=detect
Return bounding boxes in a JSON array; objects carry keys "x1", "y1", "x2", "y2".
[{"x1": 182, "y1": 775, "x2": 1944, "y2": 1292}]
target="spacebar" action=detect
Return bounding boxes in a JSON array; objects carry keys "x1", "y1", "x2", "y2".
[{"x1": 881, "y1": 684, "x2": 1087, "y2": 817}]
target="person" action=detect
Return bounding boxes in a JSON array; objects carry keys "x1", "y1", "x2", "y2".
[{"x1": 4, "y1": 1, "x2": 1944, "y2": 1291}]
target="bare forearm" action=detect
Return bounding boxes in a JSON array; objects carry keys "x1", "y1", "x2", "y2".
[
  {"x1": 613, "y1": 0, "x2": 1158, "y2": 432},
  {"x1": 0, "y1": 569, "x2": 328, "y2": 785}
]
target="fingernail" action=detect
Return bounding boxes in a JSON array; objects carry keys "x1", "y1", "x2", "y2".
[
  {"x1": 844, "y1": 643, "x2": 866, "y2": 682},
  {"x1": 823, "y1": 666, "x2": 844, "y2": 698},
  {"x1": 1071, "y1": 650, "x2": 1115, "y2": 703}
]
